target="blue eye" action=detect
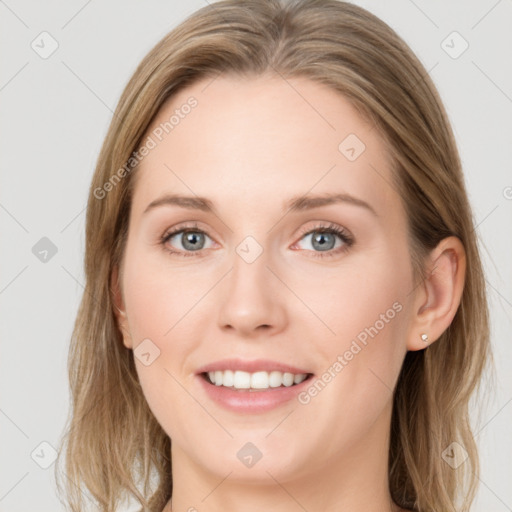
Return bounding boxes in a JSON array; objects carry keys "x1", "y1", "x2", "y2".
[
  {"x1": 161, "y1": 223, "x2": 214, "y2": 258},
  {"x1": 160, "y1": 222, "x2": 354, "y2": 259},
  {"x1": 293, "y1": 223, "x2": 354, "y2": 259}
]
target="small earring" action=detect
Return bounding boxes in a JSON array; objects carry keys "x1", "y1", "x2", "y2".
[{"x1": 421, "y1": 333, "x2": 429, "y2": 342}]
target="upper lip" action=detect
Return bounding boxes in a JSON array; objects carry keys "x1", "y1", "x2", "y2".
[{"x1": 196, "y1": 358, "x2": 311, "y2": 375}]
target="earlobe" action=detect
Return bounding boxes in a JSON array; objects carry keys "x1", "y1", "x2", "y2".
[
  {"x1": 111, "y1": 265, "x2": 133, "y2": 349},
  {"x1": 407, "y1": 236, "x2": 466, "y2": 352}
]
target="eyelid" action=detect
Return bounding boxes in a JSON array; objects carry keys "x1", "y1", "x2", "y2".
[
  {"x1": 161, "y1": 221, "x2": 211, "y2": 242},
  {"x1": 295, "y1": 221, "x2": 353, "y2": 242}
]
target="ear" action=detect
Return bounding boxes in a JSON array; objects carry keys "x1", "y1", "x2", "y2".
[
  {"x1": 111, "y1": 264, "x2": 133, "y2": 349},
  {"x1": 406, "y1": 236, "x2": 466, "y2": 351}
]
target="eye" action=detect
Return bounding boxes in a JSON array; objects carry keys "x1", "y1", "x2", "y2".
[
  {"x1": 159, "y1": 221, "x2": 354, "y2": 259},
  {"x1": 160, "y1": 222, "x2": 215, "y2": 257},
  {"x1": 292, "y1": 222, "x2": 354, "y2": 259}
]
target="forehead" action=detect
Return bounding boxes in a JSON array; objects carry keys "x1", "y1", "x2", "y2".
[{"x1": 130, "y1": 74, "x2": 397, "y2": 220}]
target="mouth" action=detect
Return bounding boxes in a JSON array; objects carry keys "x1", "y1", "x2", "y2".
[
  {"x1": 195, "y1": 359, "x2": 315, "y2": 412},
  {"x1": 201, "y1": 370, "x2": 313, "y2": 391}
]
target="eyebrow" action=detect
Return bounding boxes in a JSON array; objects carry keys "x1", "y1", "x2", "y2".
[{"x1": 143, "y1": 192, "x2": 377, "y2": 217}]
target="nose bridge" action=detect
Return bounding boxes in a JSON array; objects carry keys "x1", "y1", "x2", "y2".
[
  {"x1": 228, "y1": 236, "x2": 273, "y2": 308},
  {"x1": 228, "y1": 224, "x2": 272, "y2": 287},
  {"x1": 230, "y1": 238, "x2": 268, "y2": 293}
]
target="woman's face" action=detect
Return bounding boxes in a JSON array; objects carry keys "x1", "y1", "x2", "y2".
[{"x1": 115, "y1": 74, "x2": 419, "y2": 484}]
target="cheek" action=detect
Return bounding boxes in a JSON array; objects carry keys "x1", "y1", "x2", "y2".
[
  {"x1": 122, "y1": 246, "x2": 208, "y2": 344},
  {"x1": 292, "y1": 262, "x2": 409, "y2": 451},
  {"x1": 121, "y1": 245, "x2": 219, "y2": 378},
  {"x1": 300, "y1": 251, "x2": 409, "y2": 344},
  {"x1": 296, "y1": 246, "x2": 411, "y2": 407},
  {"x1": 122, "y1": 251, "x2": 206, "y2": 440}
]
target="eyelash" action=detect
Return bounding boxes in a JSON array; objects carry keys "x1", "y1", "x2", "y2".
[{"x1": 160, "y1": 222, "x2": 354, "y2": 259}]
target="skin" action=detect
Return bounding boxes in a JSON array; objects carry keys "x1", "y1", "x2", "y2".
[{"x1": 112, "y1": 74, "x2": 466, "y2": 512}]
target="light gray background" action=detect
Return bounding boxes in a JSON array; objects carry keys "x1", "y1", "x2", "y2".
[{"x1": 1, "y1": 1, "x2": 511, "y2": 511}]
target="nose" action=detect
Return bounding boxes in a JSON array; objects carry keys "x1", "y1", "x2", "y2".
[{"x1": 217, "y1": 247, "x2": 288, "y2": 338}]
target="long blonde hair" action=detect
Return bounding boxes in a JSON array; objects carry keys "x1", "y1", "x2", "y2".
[{"x1": 55, "y1": 1, "x2": 492, "y2": 510}]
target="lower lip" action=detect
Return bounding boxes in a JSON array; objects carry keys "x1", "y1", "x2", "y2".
[{"x1": 197, "y1": 374, "x2": 313, "y2": 413}]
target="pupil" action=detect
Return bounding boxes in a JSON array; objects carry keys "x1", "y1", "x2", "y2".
[
  {"x1": 313, "y1": 232, "x2": 334, "y2": 251},
  {"x1": 183, "y1": 232, "x2": 203, "y2": 251}
]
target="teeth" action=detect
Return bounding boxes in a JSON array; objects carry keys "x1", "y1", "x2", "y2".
[
  {"x1": 269, "y1": 371, "x2": 282, "y2": 388},
  {"x1": 234, "y1": 370, "x2": 251, "y2": 389},
  {"x1": 206, "y1": 370, "x2": 308, "y2": 389},
  {"x1": 283, "y1": 372, "x2": 294, "y2": 386},
  {"x1": 293, "y1": 373, "x2": 304, "y2": 384},
  {"x1": 251, "y1": 371, "x2": 268, "y2": 389},
  {"x1": 222, "y1": 370, "x2": 234, "y2": 387}
]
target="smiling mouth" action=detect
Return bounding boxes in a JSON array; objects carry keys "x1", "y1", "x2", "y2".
[{"x1": 202, "y1": 370, "x2": 314, "y2": 390}]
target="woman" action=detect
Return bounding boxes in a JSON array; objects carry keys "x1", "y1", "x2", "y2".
[{"x1": 55, "y1": 1, "x2": 492, "y2": 511}]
